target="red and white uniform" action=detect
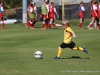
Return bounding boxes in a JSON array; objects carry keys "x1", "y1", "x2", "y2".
[
  {"x1": 97, "y1": 3, "x2": 100, "y2": 18},
  {"x1": 27, "y1": 5, "x2": 37, "y2": 17},
  {"x1": 90, "y1": 3, "x2": 97, "y2": 17},
  {"x1": 0, "y1": 4, "x2": 3, "y2": 18},
  {"x1": 49, "y1": 6, "x2": 57, "y2": 19},
  {"x1": 78, "y1": 5, "x2": 85, "y2": 18}
]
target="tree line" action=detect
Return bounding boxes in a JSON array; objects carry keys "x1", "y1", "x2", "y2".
[{"x1": 2, "y1": 0, "x2": 32, "y2": 9}]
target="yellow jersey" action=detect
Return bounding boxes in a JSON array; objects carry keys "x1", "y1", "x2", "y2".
[{"x1": 64, "y1": 27, "x2": 73, "y2": 44}]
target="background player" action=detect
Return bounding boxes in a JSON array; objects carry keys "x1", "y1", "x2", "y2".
[
  {"x1": 48, "y1": 1, "x2": 59, "y2": 29},
  {"x1": 25, "y1": 1, "x2": 37, "y2": 29},
  {"x1": 0, "y1": 1, "x2": 6, "y2": 29},
  {"x1": 41, "y1": 0, "x2": 49, "y2": 30},
  {"x1": 78, "y1": 1, "x2": 85, "y2": 29},
  {"x1": 97, "y1": 0, "x2": 100, "y2": 30},
  {"x1": 87, "y1": 0, "x2": 98, "y2": 30}
]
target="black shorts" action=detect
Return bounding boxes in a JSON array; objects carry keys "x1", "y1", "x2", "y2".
[{"x1": 60, "y1": 42, "x2": 76, "y2": 49}]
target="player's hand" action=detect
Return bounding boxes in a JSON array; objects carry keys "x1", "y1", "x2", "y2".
[
  {"x1": 73, "y1": 35, "x2": 76, "y2": 38},
  {"x1": 46, "y1": 15, "x2": 48, "y2": 18},
  {"x1": 35, "y1": 17, "x2": 37, "y2": 20},
  {"x1": 57, "y1": 15, "x2": 59, "y2": 19},
  {"x1": 40, "y1": 14, "x2": 42, "y2": 18}
]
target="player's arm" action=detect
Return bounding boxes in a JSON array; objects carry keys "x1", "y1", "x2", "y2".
[
  {"x1": 72, "y1": 31, "x2": 76, "y2": 38},
  {"x1": 93, "y1": 5, "x2": 98, "y2": 17},
  {"x1": 34, "y1": 6, "x2": 37, "y2": 19},
  {"x1": 46, "y1": 4, "x2": 49, "y2": 18},
  {"x1": 54, "y1": 7, "x2": 59, "y2": 18},
  {"x1": 81, "y1": 6, "x2": 85, "y2": 11},
  {"x1": 1, "y1": 6, "x2": 4, "y2": 15},
  {"x1": 67, "y1": 28, "x2": 76, "y2": 38},
  {"x1": 27, "y1": 6, "x2": 30, "y2": 17}
]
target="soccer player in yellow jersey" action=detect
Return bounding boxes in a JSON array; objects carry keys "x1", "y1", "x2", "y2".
[{"x1": 54, "y1": 20, "x2": 88, "y2": 60}]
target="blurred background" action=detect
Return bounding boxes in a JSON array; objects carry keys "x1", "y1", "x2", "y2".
[{"x1": 1, "y1": 0, "x2": 91, "y2": 23}]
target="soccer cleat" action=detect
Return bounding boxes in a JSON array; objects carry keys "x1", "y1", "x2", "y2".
[
  {"x1": 89, "y1": 27, "x2": 93, "y2": 29},
  {"x1": 53, "y1": 56, "x2": 60, "y2": 60},
  {"x1": 25, "y1": 24, "x2": 29, "y2": 28},
  {"x1": 83, "y1": 46, "x2": 88, "y2": 54},
  {"x1": 42, "y1": 28, "x2": 45, "y2": 30},
  {"x1": 31, "y1": 27, "x2": 36, "y2": 29}
]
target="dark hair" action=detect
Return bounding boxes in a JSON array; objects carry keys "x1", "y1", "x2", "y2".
[
  {"x1": 30, "y1": 4, "x2": 33, "y2": 7},
  {"x1": 0, "y1": 1, "x2": 1, "y2": 4}
]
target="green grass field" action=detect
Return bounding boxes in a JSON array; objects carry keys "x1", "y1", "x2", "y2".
[{"x1": 0, "y1": 19, "x2": 100, "y2": 75}]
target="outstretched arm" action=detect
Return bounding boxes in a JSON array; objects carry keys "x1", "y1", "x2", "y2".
[{"x1": 72, "y1": 31, "x2": 76, "y2": 38}]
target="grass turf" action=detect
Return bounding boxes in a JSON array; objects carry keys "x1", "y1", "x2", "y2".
[{"x1": 0, "y1": 19, "x2": 100, "y2": 75}]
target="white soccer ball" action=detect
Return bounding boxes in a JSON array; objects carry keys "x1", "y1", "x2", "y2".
[{"x1": 34, "y1": 51, "x2": 43, "y2": 59}]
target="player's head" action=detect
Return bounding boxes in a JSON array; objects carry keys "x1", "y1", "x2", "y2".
[
  {"x1": 90, "y1": 0, "x2": 95, "y2": 4},
  {"x1": 62, "y1": 20, "x2": 70, "y2": 28},
  {"x1": 0, "y1": 1, "x2": 2, "y2": 5},
  {"x1": 30, "y1": 1, "x2": 35, "y2": 6},
  {"x1": 80, "y1": 1, "x2": 83, "y2": 5},
  {"x1": 44, "y1": 0, "x2": 49, "y2": 4},
  {"x1": 51, "y1": 1, "x2": 54, "y2": 6}
]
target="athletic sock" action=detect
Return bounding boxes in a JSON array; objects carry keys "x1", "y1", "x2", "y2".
[
  {"x1": 57, "y1": 47, "x2": 62, "y2": 57},
  {"x1": 53, "y1": 24, "x2": 56, "y2": 28},
  {"x1": 73, "y1": 46, "x2": 83, "y2": 51},
  {"x1": 79, "y1": 23, "x2": 82, "y2": 28},
  {"x1": 1, "y1": 21, "x2": 5, "y2": 28}
]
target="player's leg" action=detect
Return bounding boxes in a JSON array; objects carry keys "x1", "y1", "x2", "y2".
[
  {"x1": 53, "y1": 19, "x2": 57, "y2": 29},
  {"x1": 31, "y1": 18, "x2": 35, "y2": 29},
  {"x1": 94, "y1": 21, "x2": 97, "y2": 29},
  {"x1": 42, "y1": 15, "x2": 47, "y2": 30},
  {"x1": 26, "y1": 13, "x2": 33, "y2": 28},
  {"x1": 79, "y1": 18, "x2": 83, "y2": 29},
  {"x1": 45, "y1": 18, "x2": 49, "y2": 29},
  {"x1": 69, "y1": 42, "x2": 88, "y2": 54},
  {"x1": 98, "y1": 15, "x2": 100, "y2": 30},
  {"x1": 54, "y1": 42, "x2": 69, "y2": 60},
  {"x1": 32, "y1": 18, "x2": 37, "y2": 27},
  {"x1": 25, "y1": 13, "x2": 31, "y2": 28},
  {"x1": 1, "y1": 17, "x2": 6, "y2": 29},
  {"x1": 48, "y1": 18, "x2": 53, "y2": 29},
  {"x1": 42, "y1": 18, "x2": 46, "y2": 30},
  {"x1": 78, "y1": 12, "x2": 83, "y2": 29},
  {"x1": 95, "y1": 17, "x2": 100, "y2": 30},
  {"x1": 87, "y1": 14, "x2": 95, "y2": 29},
  {"x1": 26, "y1": 19, "x2": 32, "y2": 28}
]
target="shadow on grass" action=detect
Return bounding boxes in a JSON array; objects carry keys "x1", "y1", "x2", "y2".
[{"x1": 61, "y1": 56, "x2": 90, "y2": 59}]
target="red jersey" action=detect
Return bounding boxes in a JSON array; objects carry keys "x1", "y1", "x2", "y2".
[
  {"x1": 90, "y1": 3, "x2": 97, "y2": 17},
  {"x1": 49, "y1": 6, "x2": 56, "y2": 19},
  {"x1": 27, "y1": 5, "x2": 36, "y2": 16},
  {"x1": 0, "y1": 5, "x2": 3, "y2": 18},
  {"x1": 97, "y1": 3, "x2": 100, "y2": 18}
]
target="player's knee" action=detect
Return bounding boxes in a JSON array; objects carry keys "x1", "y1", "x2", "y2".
[{"x1": 59, "y1": 46, "x2": 62, "y2": 49}]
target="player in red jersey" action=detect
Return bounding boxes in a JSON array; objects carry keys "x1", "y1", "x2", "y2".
[
  {"x1": 78, "y1": 1, "x2": 85, "y2": 29},
  {"x1": 87, "y1": 0, "x2": 98, "y2": 30},
  {"x1": 25, "y1": 1, "x2": 37, "y2": 29},
  {"x1": 0, "y1": 1, "x2": 6, "y2": 29},
  {"x1": 48, "y1": 1, "x2": 59, "y2": 29},
  {"x1": 97, "y1": 0, "x2": 100, "y2": 30}
]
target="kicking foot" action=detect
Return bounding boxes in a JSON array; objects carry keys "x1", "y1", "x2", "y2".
[{"x1": 83, "y1": 46, "x2": 88, "y2": 54}]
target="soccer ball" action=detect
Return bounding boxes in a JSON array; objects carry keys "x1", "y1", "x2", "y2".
[{"x1": 34, "y1": 51, "x2": 43, "y2": 59}]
